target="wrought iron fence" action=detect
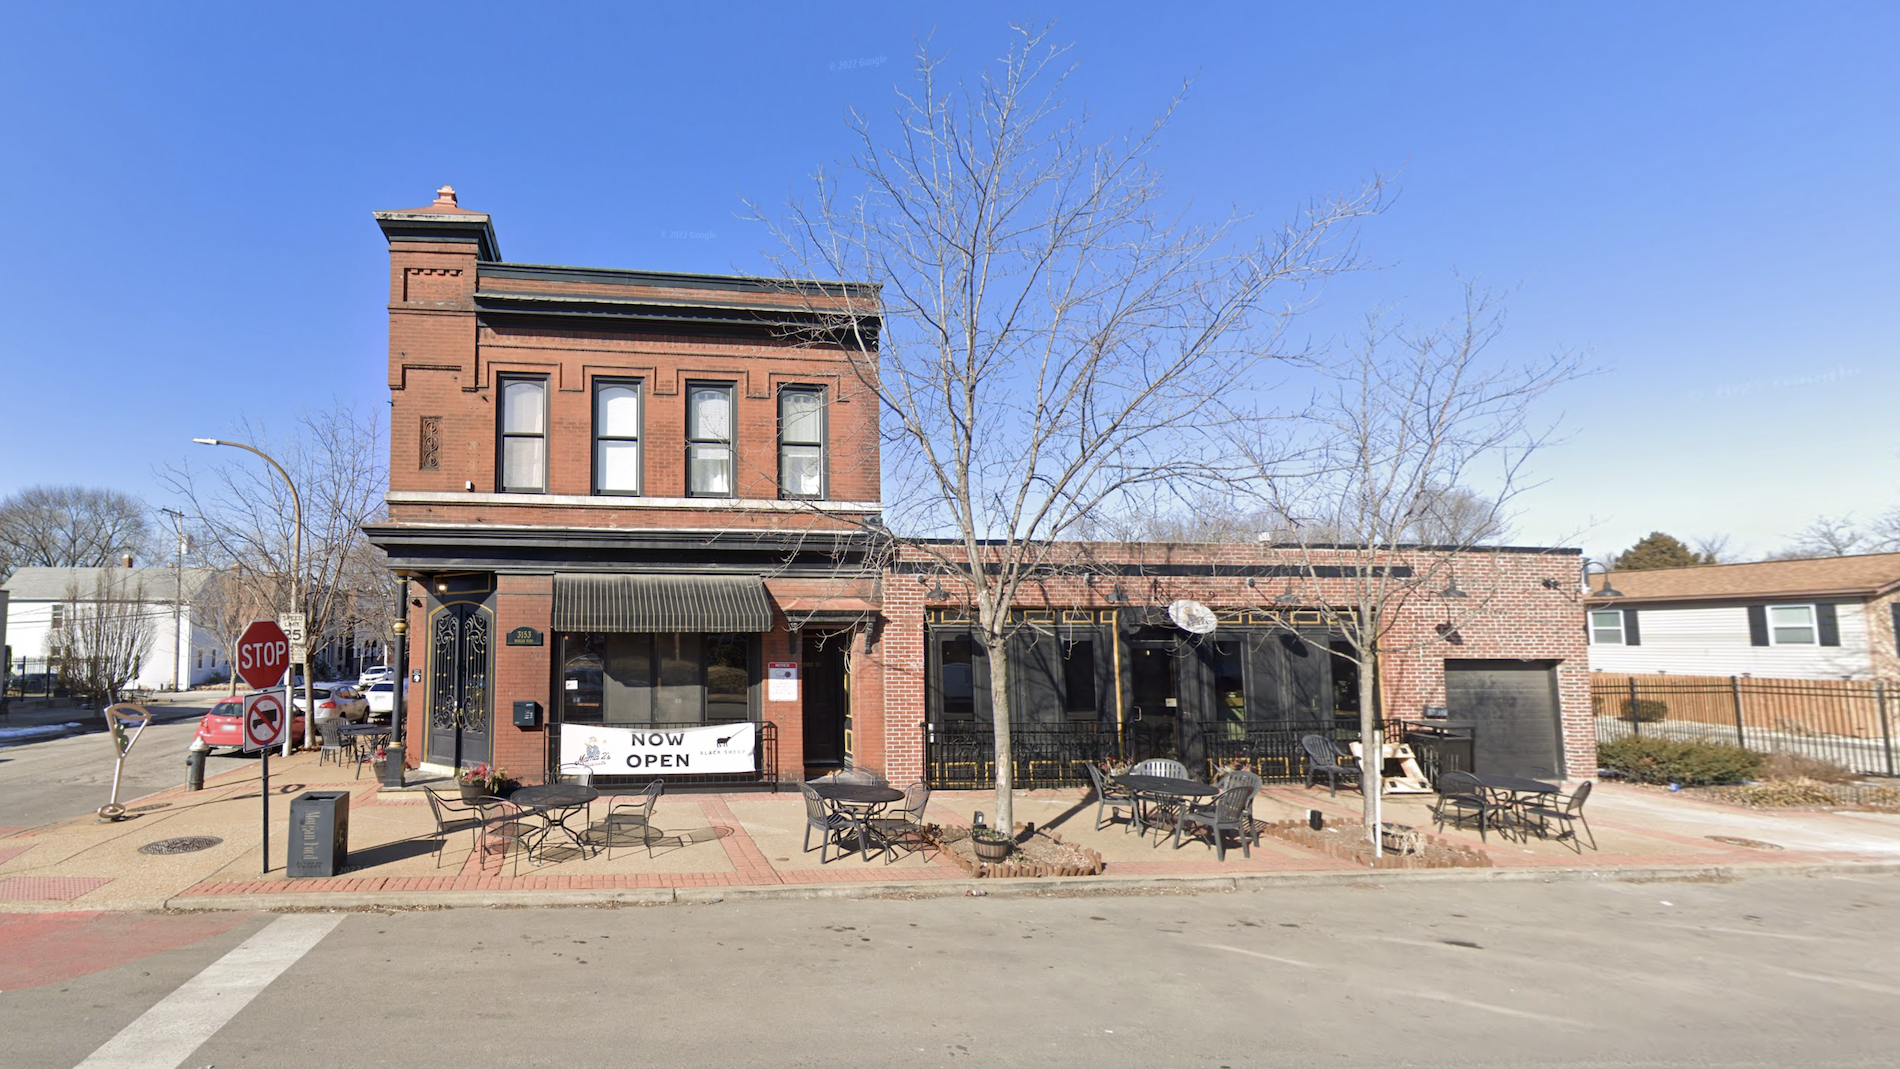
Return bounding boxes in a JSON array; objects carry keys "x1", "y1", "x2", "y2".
[
  {"x1": 564, "y1": 720, "x2": 781, "y2": 793},
  {"x1": 1593, "y1": 674, "x2": 1898, "y2": 778},
  {"x1": 4, "y1": 657, "x2": 72, "y2": 699}
]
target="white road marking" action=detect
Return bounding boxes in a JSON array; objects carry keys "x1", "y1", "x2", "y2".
[
  {"x1": 1396, "y1": 989, "x2": 1589, "y2": 1026},
  {"x1": 1768, "y1": 966, "x2": 1900, "y2": 998},
  {"x1": 72, "y1": 913, "x2": 344, "y2": 1069},
  {"x1": 1200, "y1": 942, "x2": 1317, "y2": 968}
]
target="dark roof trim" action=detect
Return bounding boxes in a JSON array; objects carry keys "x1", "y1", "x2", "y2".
[
  {"x1": 553, "y1": 573, "x2": 774, "y2": 633},
  {"x1": 481, "y1": 261, "x2": 879, "y2": 299},
  {"x1": 1584, "y1": 593, "x2": 1867, "y2": 609},
  {"x1": 890, "y1": 560, "x2": 1416, "y2": 580},
  {"x1": 373, "y1": 214, "x2": 501, "y2": 261}
]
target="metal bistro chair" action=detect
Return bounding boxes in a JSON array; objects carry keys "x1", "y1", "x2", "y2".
[
  {"x1": 475, "y1": 796, "x2": 547, "y2": 875},
  {"x1": 423, "y1": 789, "x2": 485, "y2": 868},
  {"x1": 1301, "y1": 735, "x2": 1362, "y2": 797},
  {"x1": 799, "y1": 782, "x2": 869, "y2": 863},
  {"x1": 316, "y1": 718, "x2": 350, "y2": 769},
  {"x1": 1431, "y1": 771, "x2": 1509, "y2": 843},
  {"x1": 1516, "y1": 780, "x2": 1598, "y2": 853},
  {"x1": 1085, "y1": 762, "x2": 1138, "y2": 833},
  {"x1": 868, "y1": 781, "x2": 933, "y2": 862},
  {"x1": 1173, "y1": 782, "x2": 1260, "y2": 861},
  {"x1": 594, "y1": 778, "x2": 664, "y2": 859},
  {"x1": 554, "y1": 761, "x2": 597, "y2": 828},
  {"x1": 827, "y1": 767, "x2": 889, "y2": 786}
]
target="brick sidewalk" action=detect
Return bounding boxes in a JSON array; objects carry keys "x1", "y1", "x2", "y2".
[{"x1": 3, "y1": 750, "x2": 1898, "y2": 912}]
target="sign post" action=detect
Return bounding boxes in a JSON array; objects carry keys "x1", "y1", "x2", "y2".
[{"x1": 236, "y1": 620, "x2": 290, "y2": 873}]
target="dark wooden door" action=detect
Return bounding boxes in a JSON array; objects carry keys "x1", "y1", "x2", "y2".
[
  {"x1": 1128, "y1": 642, "x2": 1181, "y2": 760},
  {"x1": 801, "y1": 633, "x2": 848, "y2": 767},
  {"x1": 426, "y1": 603, "x2": 492, "y2": 769}
]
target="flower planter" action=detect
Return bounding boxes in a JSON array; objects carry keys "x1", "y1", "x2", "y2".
[
  {"x1": 972, "y1": 837, "x2": 1013, "y2": 863},
  {"x1": 459, "y1": 783, "x2": 486, "y2": 802}
]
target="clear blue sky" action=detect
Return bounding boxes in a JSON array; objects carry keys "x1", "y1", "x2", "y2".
[{"x1": 2, "y1": 2, "x2": 1894, "y2": 561}]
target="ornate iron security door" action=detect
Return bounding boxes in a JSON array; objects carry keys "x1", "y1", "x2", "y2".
[{"x1": 427, "y1": 603, "x2": 492, "y2": 769}]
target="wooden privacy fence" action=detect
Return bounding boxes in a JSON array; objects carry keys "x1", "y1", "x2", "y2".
[{"x1": 1593, "y1": 673, "x2": 1898, "y2": 777}]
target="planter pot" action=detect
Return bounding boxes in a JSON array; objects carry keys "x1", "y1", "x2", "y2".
[
  {"x1": 972, "y1": 837, "x2": 1013, "y2": 863},
  {"x1": 459, "y1": 783, "x2": 486, "y2": 802}
]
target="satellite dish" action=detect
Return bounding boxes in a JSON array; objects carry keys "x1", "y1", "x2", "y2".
[{"x1": 1167, "y1": 599, "x2": 1218, "y2": 635}]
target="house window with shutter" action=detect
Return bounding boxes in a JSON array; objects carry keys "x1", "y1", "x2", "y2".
[
  {"x1": 1588, "y1": 610, "x2": 1625, "y2": 645},
  {"x1": 1768, "y1": 604, "x2": 1818, "y2": 645}
]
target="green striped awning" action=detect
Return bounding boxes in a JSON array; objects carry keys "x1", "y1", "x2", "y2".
[{"x1": 552, "y1": 574, "x2": 774, "y2": 633}]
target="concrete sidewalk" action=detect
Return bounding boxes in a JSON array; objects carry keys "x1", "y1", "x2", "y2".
[{"x1": 3, "y1": 752, "x2": 1898, "y2": 913}]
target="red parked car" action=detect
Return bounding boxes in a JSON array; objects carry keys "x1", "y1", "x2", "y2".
[{"x1": 193, "y1": 695, "x2": 308, "y2": 754}]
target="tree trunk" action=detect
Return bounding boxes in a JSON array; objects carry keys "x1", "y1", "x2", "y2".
[
  {"x1": 1359, "y1": 644, "x2": 1383, "y2": 856},
  {"x1": 985, "y1": 632, "x2": 1015, "y2": 833}
]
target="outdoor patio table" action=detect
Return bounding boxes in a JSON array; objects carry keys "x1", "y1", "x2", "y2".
[
  {"x1": 1112, "y1": 775, "x2": 1218, "y2": 836},
  {"x1": 510, "y1": 783, "x2": 602, "y2": 858},
  {"x1": 338, "y1": 723, "x2": 392, "y2": 778},
  {"x1": 810, "y1": 782, "x2": 905, "y2": 860},
  {"x1": 1471, "y1": 774, "x2": 1558, "y2": 839}
]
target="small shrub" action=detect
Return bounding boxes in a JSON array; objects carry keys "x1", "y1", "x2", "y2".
[
  {"x1": 1758, "y1": 751, "x2": 1854, "y2": 784},
  {"x1": 1598, "y1": 736, "x2": 1764, "y2": 786},
  {"x1": 1732, "y1": 778, "x2": 1837, "y2": 807},
  {"x1": 1620, "y1": 698, "x2": 1668, "y2": 723}
]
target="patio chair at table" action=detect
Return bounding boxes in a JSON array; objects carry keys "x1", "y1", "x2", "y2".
[
  {"x1": 475, "y1": 796, "x2": 547, "y2": 875},
  {"x1": 1516, "y1": 780, "x2": 1598, "y2": 853},
  {"x1": 799, "y1": 782, "x2": 869, "y2": 863},
  {"x1": 593, "y1": 779, "x2": 664, "y2": 859},
  {"x1": 1127, "y1": 758, "x2": 1191, "y2": 834},
  {"x1": 554, "y1": 762, "x2": 597, "y2": 828},
  {"x1": 317, "y1": 719, "x2": 350, "y2": 769},
  {"x1": 1216, "y1": 768, "x2": 1263, "y2": 827},
  {"x1": 423, "y1": 789, "x2": 485, "y2": 868},
  {"x1": 1172, "y1": 782, "x2": 1260, "y2": 861},
  {"x1": 1085, "y1": 763, "x2": 1138, "y2": 833},
  {"x1": 1301, "y1": 735, "x2": 1361, "y2": 797},
  {"x1": 1430, "y1": 771, "x2": 1510, "y2": 843},
  {"x1": 868, "y1": 782, "x2": 933, "y2": 862},
  {"x1": 825, "y1": 767, "x2": 889, "y2": 786},
  {"x1": 1130, "y1": 758, "x2": 1188, "y2": 779}
]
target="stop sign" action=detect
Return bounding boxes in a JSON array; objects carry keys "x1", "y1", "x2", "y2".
[{"x1": 236, "y1": 619, "x2": 290, "y2": 689}]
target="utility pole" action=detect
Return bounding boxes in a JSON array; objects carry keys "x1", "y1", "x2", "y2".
[{"x1": 157, "y1": 508, "x2": 188, "y2": 692}]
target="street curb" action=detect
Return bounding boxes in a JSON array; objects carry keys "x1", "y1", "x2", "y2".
[{"x1": 156, "y1": 859, "x2": 1900, "y2": 913}]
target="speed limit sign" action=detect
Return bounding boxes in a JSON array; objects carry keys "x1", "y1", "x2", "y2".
[{"x1": 242, "y1": 692, "x2": 288, "y2": 752}]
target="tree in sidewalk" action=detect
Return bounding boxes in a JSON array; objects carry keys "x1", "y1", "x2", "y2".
[
  {"x1": 1238, "y1": 286, "x2": 1583, "y2": 851},
  {"x1": 53, "y1": 570, "x2": 157, "y2": 706},
  {"x1": 1612, "y1": 532, "x2": 1715, "y2": 571},
  {"x1": 754, "y1": 25, "x2": 1383, "y2": 830},
  {"x1": 0, "y1": 485, "x2": 152, "y2": 582}
]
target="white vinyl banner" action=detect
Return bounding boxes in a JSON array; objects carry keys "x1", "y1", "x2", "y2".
[{"x1": 561, "y1": 721, "x2": 758, "y2": 775}]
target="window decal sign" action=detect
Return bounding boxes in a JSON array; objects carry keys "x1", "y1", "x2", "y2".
[{"x1": 561, "y1": 721, "x2": 757, "y2": 775}]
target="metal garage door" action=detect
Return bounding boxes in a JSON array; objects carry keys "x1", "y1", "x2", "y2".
[{"x1": 1443, "y1": 660, "x2": 1562, "y2": 776}]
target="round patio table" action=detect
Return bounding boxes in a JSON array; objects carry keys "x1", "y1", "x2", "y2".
[
  {"x1": 511, "y1": 783, "x2": 602, "y2": 858},
  {"x1": 1471, "y1": 774, "x2": 1559, "y2": 840},
  {"x1": 810, "y1": 782, "x2": 905, "y2": 860},
  {"x1": 1113, "y1": 775, "x2": 1218, "y2": 836}
]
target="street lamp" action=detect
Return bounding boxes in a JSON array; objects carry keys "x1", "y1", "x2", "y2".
[{"x1": 193, "y1": 438, "x2": 311, "y2": 753}]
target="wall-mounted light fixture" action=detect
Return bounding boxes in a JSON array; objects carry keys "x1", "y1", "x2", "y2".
[
  {"x1": 1437, "y1": 574, "x2": 1470, "y2": 599},
  {"x1": 1582, "y1": 559, "x2": 1622, "y2": 598},
  {"x1": 1275, "y1": 581, "x2": 1300, "y2": 606}
]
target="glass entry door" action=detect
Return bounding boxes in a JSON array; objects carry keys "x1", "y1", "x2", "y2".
[
  {"x1": 427, "y1": 602, "x2": 492, "y2": 769},
  {"x1": 1127, "y1": 641, "x2": 1180, "y2": 760}
]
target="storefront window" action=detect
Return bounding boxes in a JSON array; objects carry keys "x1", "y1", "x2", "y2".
[
  {"x1": 940, "y1": 634, "x2": 976, "y2": 720},
  {"x1": 1213, "y1": 641, "x2": 1246, "y2": 737},
  {"x1": 1061, "y1": 638, "x2": 1097, "y2": 716},
  {"x1": 558, "y1": 632, "x2": 754, "y2": 725}
]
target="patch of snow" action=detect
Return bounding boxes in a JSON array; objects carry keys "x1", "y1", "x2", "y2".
[{"x1": 0, "y1": 722, "x2": 83, "y2": 744}]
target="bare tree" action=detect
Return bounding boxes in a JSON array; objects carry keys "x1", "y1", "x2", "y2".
[
  {"x1": 158, "y1": 401, "x2": 388, "y2": 745},
  {"x1": 1767, "y1": 514, "x2": 1872, "y2": 560},
  {"x1": 1689, "y1": 532, "x2": 1733, "y2": 564},
  {"x1": 0, "y1": 486, "x2": 152, "y2": 581},
  {"x1": 754, "y1": 25, "x2": 1381, "y2": 828},
  {"x1": 55, "y1": 571, "x2": 157, "y2": 706},
  {"x1": 1240, "y1": 286, "x2": 1582, "y2": 849},
  {"x1": 193, "y1": 567, "x2": 271, "y2": 696}
]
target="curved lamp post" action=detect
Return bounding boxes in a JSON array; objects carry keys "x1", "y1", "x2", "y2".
[
  {"x1": 1582, "y1": 558, "x2": 1622, "y2": 598},
  {"x1": 193, "y1": 438, "x2": 312, "y2": 753}
]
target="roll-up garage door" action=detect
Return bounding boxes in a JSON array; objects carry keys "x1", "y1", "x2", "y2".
[{"x1": 1443, "y1": 660, "x2": 1562, "y2": 776}]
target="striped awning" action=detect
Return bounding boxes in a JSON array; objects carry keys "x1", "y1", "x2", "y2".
[{"x1": 553, "y1": 574, "x2": 774, "y2": 633}]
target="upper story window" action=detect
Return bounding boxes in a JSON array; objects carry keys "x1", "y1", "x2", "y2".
[
  {"x1": 498, "y1": 376, "x2": 548, "y2": 493},
  {"x1": 1768, "y1": 604, "x2": 1817, "y2": 645},
  {"x1": 593, "y1": 380, "x2": 642, "y2": 495},
  {"x1": 1588, "y1": 609, "x2": 1626, "y2": 645},
  {"x1": 686, "y1": 383, "x2": 735, "y2": 497},
  {"x1": 779, "y1": 386, "x2": 826, "y2": 499}
]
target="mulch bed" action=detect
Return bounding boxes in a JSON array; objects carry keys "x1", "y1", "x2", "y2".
[
  {"x1": 927, "y1": 825, "x2": 1106, "y2": 879},
  {"x1": 1259, "y1": 820, "x2": 1493, "y2": 869},
  {"x1": 1626, "y1": 780, "x2": 1900, "y2": 811}
]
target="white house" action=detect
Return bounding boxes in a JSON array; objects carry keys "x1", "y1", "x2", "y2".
[
  {"x1": 2, "y1": 565, "x2": 225, "y2": 691},
  {"x1": 1585, "y1": 552, "x2": 1900, "y2": 681}
]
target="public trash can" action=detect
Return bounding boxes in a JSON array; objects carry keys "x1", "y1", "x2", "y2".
[{"x1": 287, "y1": 790, "x2": 350, "y2": 877}]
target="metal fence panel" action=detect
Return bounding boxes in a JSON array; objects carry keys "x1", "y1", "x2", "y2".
[{"x1": 1593, "y1": 673, "x2": 1897, "y2": 777}]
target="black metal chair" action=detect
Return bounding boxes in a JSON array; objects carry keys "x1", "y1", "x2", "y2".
[
  {"x1": 868, "y1": 781, "x2": 933, "y2": 862},
  {"x1": 475, "y1": 796, "x2": 546, "y2": 875},
  {"x1": 799, "y1": 782, "x2": 869, "y2": 863},
  {"x1": 1513, "y1": 766, "x2": 1558, "y2": 782},
  {"x1": 1301, "y1": 735, "x2": 1361, "y2": 797},
  {"x1": 1517, "y1": 780, "x2": 1598, "y2": 852},
  {"x1": 1085, "y1": 762, "x2": 1139, "y2": 832},
  {"x1": 423, "y1": 789, "x2": 485, "y2": 868},
  {"x1": 317, "y1": 718, "x2": 350, "y2": 768},
  {"x1": 1430, "y1": 771, "x2": 1507, "y2": 842},
  {"x1": 1216, "y1": 769, "x2": 1263, "y2": 827},
  {"x1": 826, "y1": 768, "x2": 888, "y2": 786},
  {"x1": 554, "y1": 762, "x2": 597, "y2": 828},
  {"x1": 594, "y1": 779, "x2": 664, "y2": 858},
  {"x1": 1172, "y1": 783, "x2": 1260, "y2": 861}
]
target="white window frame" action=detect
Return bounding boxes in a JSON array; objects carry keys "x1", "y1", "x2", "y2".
[
  {"x1": 498, "y1": 376, "x2": 549, "y2": 493},
  {"x1": 777, "y1": 385, "x2": 827, "y2": 499},
  {"x1": 1588, "y1": 609, "x2": 1625, "y2": 645},
  {"x1": 592, "y1": 378, "x2": 643, "y2": 496},
  {"x1": 1768, "y1": 604, "x2": 1818, "y2": 646},
  {"x1": 686, "y1": 382, "x2": 736, "y2": 498}
]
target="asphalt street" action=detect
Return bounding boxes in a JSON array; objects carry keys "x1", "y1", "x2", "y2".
[
  {"x1": 0, "y1": 698, "x2": 235, "y2": 830},
  {"x1": 3, "y1": 873, "x2": 1896, "y2": 1069}
]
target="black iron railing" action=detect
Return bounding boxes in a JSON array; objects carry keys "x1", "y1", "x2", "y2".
[
  {"x1": 1594, "y1": 675, "x2": 1897, "y2": 777},
  {"x1": 922, "y1": 721, "x2": 1110, "y2": 790}
]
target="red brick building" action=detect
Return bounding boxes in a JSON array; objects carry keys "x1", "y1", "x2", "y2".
[{"x1": 366, "y1": 188, "x2": 1594, "y2": 790}]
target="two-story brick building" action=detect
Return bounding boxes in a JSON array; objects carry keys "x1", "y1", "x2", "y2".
[{"x1": 366, "y1": 188, "x2": 1595, "y2": 791}]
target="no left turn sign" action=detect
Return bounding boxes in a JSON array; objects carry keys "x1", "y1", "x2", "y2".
[{"x1": 242, "y1": 692, "x2": 288, "y2": 752}]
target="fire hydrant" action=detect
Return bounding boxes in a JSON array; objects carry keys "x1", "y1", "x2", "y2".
[{"x1": 187, "y1": 738, "x2": 210, "y2": 792}]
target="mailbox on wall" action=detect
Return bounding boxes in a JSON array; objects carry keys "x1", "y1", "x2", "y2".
[{"x1": 513, "y1": 700, "x2": 540, "y2": 728}]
